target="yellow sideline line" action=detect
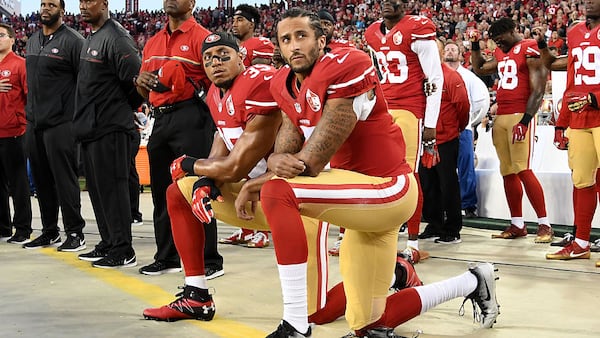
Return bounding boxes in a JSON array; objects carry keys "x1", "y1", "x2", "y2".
[{"x1": 39, "y1": 248, "x2": 267, "y2": 338}]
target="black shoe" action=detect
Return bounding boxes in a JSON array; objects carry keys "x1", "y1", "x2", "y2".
[
  {"x1": 205, "y1": 266, "x2": 224, "y2": 280},
  {"x1": 417, "y1": 228, "x2": 439, "y2": 241},
  {"x1": 22, "y1": 232, "x2": 61, "y2": 249},
  {"x1": 267, "y1": 320, "x2": 311, "y2": 338},
  {"x1": 131, "y1": 219, "x2": 143, "y2": 226},
  {"x1": 435, "y1": 235, "x2": 462, "y2": 244},
  {"x1": 7, "y1": 233, "x2": 30, "y2": 245},
  {"x1": 139, "y1": 261, "x2": 182, "y2": 275},
  {"x1": 591, "y1": 239, "x2": 600, "y2": 253},
  {"x1": 93, "y1": 251, "x2": 137, "y2": 269},
  {"x1": 550, "y1": 232, "x2": 574, "y2": 247},
  {"x1": 464, "y1": 208, "x2": 478, "y2": 218},
  {"x1": 78, "y1": 248, "x2": 109, "y2": 262},
  {"x1": 57, "y1": 233, "x2": 86, "y2": 252}
]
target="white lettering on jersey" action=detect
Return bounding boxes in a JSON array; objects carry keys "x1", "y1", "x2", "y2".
[
  {"x1": 373, "y1": 50, "x2": 408, "y2": 84},
  {"x1": 497, "y1": 59, "x2": 518, "y2": 90},
  {"x1": 243, "y1": 64, "x2": 272, "y2": 79},
  {"x1": 571, "y1": 46, "x2": 600, "y2": 86}
]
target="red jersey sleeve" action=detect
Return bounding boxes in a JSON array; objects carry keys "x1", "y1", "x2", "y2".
[
  {"x1": 523, "y1": 39, "x2": 541, "y2": 58},
  {"x1": 251, "y1": 37, "x2": 275, "y2": 60},
  {"x1": 242, "y1": 37, "x2": 274, "y2": 67},
  {"x1": 239, "y1": 65, "x2": 279, "y2": 118},
  {"x1": 408, "y1": 16, "x2": 437, "y2": 41},
  {"x1": 321, "y1": 49, "x2": 378, "y2": 99}
]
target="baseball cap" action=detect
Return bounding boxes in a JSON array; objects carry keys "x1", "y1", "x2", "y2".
[{"x1": 154, "y1": 60, "x2": 186, "y2": 95}]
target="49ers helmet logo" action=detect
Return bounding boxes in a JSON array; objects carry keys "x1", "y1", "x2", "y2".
[
  {"x1": 205, "y1": 34, "x2": 221, "y2": 43},
  {"x1": 1, "y1": 70, "x2": 10, "y2": 77}
]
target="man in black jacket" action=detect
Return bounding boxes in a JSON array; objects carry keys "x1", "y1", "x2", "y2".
[
  {"x1": 23, "y1": 0, "x2": 86, "y2": 252},
  {"x1": 74, "y1": 0, "x2": 142, "y2": 268}
]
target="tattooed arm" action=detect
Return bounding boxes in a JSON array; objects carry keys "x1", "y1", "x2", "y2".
[{"x1": 296, "y1": 97, "x2": 357, "y2": 176}]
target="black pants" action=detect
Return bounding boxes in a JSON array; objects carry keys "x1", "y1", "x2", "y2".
[
  {"x1": 129, "y1": 131, "x2": 142, "y2": 221},
  {"x1": 82, "y1": 132, "x2": 133, "y2": 257},
  {"x1": 420, "y1": 138, "x2": 463, "y2": 237},
  {"x1": 26, "y1": 123, "x2": 85, "y2": 236},
  {"x1": 0, "y1": 135, "x2": 32, "y2": 237},
  {"x1": 147, "y1": 103, "x2": 222, "y2": 268}
]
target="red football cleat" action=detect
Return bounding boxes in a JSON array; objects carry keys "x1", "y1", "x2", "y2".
[{"x1": 143, "y1": 285, "x2": 215, "y2": 322}]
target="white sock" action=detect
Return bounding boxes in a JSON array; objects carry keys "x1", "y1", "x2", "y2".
[
  {"x1": 407, "y1": 239, "x2": 419, "y2": 250},
  {"x1": 277, "y1": 263, "x2": 309, "y2": 334},
  {"x1": 538, "y1": 217, "x2": 549, "y2": 226},
  {"x1": 511, "y1": 217, "x2": 525, "y2": 228},
  {"x1": 575, "y1": 238, "x2": 589, "y2": 249},
  {"x1": 185, "y1": 275, "x2": 208, "y2": 289},
  {"x1": 415, "y1": 271, "x2": 477, "y2": 313}
]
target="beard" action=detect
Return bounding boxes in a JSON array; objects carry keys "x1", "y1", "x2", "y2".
[
  {"x1": 41, "y1": 11, "x2": 60, "y2": 26},
  {"x1": 285, "y1": 43, "x2": 320, "y2": 75},
  {"x1": 444, "y1": 55, "x2": 458, "y2": 62}
]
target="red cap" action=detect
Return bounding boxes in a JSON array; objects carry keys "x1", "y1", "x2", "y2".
[{"x1": 158, "y1": 60, "x2": 186, "y2": 96}]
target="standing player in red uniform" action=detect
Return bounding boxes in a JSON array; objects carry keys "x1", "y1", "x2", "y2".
[
  {"x1": 219, "y1": 3, "x2": 275, "y2": 248},
  {"x1": 471, "y1": 18, "x2": 554, "y2": 243},
  {"x1": 260, "y1": 9, "x2": 499, "y2": 338},
  {"x1": 536, "y1": 0, "x2": 600, "y2": 266},
  {"x1": 364, "y1": 0, "x2": 443, "y2": 261},
  {"x1": 232, "y1": 4, "x2": 274, "y2": 67}
]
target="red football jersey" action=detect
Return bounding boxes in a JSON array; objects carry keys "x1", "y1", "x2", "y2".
[
  {"x1": 240, "y1": 37, "x2": 274, "y2": 68},
  {"x1": 206, "y1": 64, "x2": 279, "y2": 178},
  {"x1": 493, "y1": 39, "x2": 540, "y2": 115},
  {"x1": 270, "y1": 48, "x2": 411, "y2": 177},
  {"x1": 556, "y1": 21, "x2": 600, "y2": 129},
  {"x1": 364, "y1": 15, "x2": 436, "y2": 115},
  {"x1": 328, "y1": 38, "x2": 355, "y2": 51}
]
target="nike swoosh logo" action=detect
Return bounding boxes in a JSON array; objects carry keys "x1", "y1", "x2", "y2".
[
  {"x1": 264, "y1": 75, "x2": 273, "y2": 80},
  {"x1": 337, "y1": 52, "x2": 350, "y2": 64},
  {"x1": 124, "y1": 256, "x2": 136, "y2": 265},
  {"x1": 569, "y1": 251, "x2": 587, "y2": 258}
]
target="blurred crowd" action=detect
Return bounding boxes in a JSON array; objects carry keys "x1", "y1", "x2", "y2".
[{"x1": 4, "y1": 0, "x2": 582, "y2": 66}]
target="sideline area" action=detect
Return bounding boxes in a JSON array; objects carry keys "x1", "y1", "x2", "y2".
[{"x1": 0, "y1": 192, "x2": 598, "y2": 338}]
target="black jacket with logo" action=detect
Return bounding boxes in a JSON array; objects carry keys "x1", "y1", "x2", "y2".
[
  {"x1": 74, "y1": 19, "x2": 141, "y2": 143},
  {"x1": 25, "y1": 24, "x2": 84, "y2": 130}
]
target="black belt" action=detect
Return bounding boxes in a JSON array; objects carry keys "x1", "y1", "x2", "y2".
[{"x1": 152, "y1": 99, "x2": 197, "y2": 117}]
